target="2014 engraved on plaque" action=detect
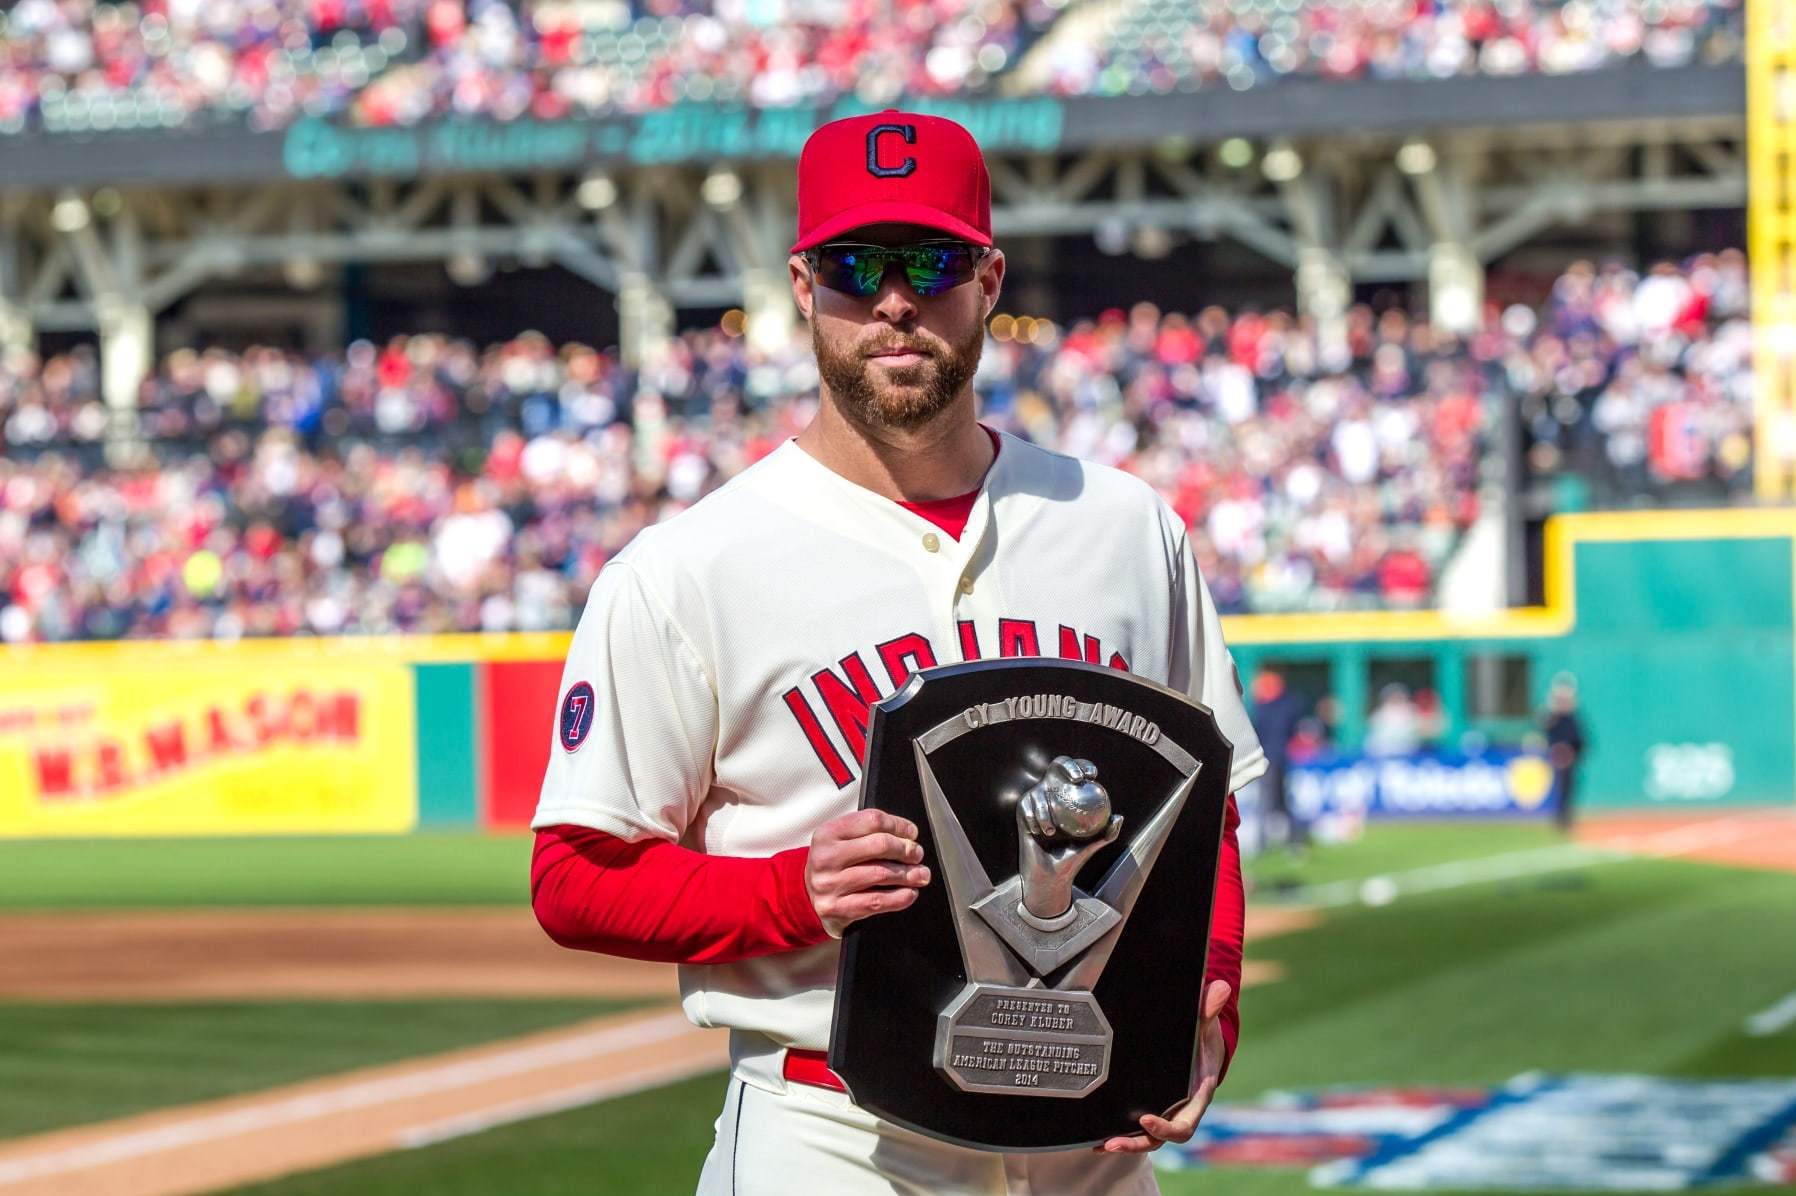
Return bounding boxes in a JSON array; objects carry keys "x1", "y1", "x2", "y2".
[{"x1": 934, "y1": 983, "x2": 1111, "y2": 1097}]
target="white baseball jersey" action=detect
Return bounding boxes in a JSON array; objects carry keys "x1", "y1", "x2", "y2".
[{"x1": 533, "y1": 430, "x2": 1266, "y2": 1066}]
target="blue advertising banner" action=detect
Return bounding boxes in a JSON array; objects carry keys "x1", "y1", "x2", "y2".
[
  {"x1": 1156, "y1": 1074, "x2": 1796, "y2": 1189},
  {"x1": 1287, "y1": 749, "x2": 1561, "y2": 821}
]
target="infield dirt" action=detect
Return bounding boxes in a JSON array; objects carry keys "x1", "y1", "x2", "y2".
[{"x1": 1575, "y1": 807, "x2": 1796, "y2": 874}]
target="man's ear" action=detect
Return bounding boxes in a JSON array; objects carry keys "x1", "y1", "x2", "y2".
[
  {"x1": 977, "y1": 249, "x2": 1005, "y2": 318},
  {"x1": 789, "y1": 255, "x2": 815, "y2": 321}
]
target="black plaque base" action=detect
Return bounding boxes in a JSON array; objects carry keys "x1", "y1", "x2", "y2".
[{"x1": 828, "y1": 658, "x2": 1235, "y2": 1152}]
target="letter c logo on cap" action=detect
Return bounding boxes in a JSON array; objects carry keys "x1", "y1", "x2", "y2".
[{"x1": 866, "y1": 124, "x2": 917, "y2": 178}]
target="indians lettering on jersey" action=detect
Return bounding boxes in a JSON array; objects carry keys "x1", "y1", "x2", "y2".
[{"x1": 781, "y1": 617, "x2": 1129, "y2": 787}]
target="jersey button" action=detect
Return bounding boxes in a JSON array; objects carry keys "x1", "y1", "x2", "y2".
[
  {"x1": 922, "y1": 532, "x2": 941, "y2": 553},
  {"x1": 958, "y1": 576, "x2": 974, "y2": 595}
]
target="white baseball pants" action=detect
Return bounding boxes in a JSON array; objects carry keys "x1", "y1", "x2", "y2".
[{"x1": 695, "y1": 1075, "x2": 1161, "y2": 1196}]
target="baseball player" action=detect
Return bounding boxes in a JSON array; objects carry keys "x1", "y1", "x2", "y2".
[{"x1": 531, "y1": 109, "x2": 1267, "y2": 1194}]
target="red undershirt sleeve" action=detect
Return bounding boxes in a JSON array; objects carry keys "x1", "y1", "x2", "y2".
[
  {"x1": 534, "y1": 794, "x2": 1243, "y2": 1077},
  {"x1": 531, "y1": 824, "x2": 828, "y2": 965},
  {"x1": 1206, "y1": 792, "x2": 1246, "y2": 1084}
]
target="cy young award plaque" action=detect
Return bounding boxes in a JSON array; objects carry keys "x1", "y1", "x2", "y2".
[{"x1": 828, "y1": 658, "x2": 1237, "y2": 1152}]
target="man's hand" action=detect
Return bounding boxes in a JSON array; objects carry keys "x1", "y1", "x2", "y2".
[
  {"x1": 806, "y1": 809, "x2": 930, "y2": 938},
  {"x1": 1095, "y1": 979, "x2": 1231, "y2": 1154}
]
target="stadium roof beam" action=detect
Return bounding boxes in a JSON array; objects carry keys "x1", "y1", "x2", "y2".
[
  {"x1": 0, "y1": 167, "x2": 787, "y2": 371},
  {"x1": 1403, "y1": 153, "x2": 1484, "y2": 333},
  {"x1": 988, "y1": 146, "x2": 1303, "y2": 272},
  {"x1": 0, "y1": 198, "x2": 30, "y2": 358},
  {"x1": 1265, "y1": 150, "x2": 1356, "y2": 354},
  {"x1": 986, "y1": 125, "x2": 1739, "y2": 303},
  {"x1": 0, "y1": 106, "x2": 1746, "y2": 399}
]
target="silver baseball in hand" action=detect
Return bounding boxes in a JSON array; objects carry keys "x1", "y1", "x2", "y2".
[
  {"x1": 1018, "y1": 756, "x2": 1115, "y2": 840},
  {"x1": 1016, "y1": 756, "x2": 1123, "y2": 923}
]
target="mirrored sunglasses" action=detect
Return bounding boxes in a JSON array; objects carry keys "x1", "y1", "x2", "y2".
[{"x1": 805, "y1": 241, "x2": 989, "y2": 299}]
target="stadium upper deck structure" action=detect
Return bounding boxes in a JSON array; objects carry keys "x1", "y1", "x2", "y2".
[{"x1": 0, "y1": 1, "x2": 1753, "y2": 432}]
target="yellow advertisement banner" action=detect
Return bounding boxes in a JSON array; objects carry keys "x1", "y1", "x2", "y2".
[{"x1": 0, "y1": 655, "x2": 417, "y2": 837}]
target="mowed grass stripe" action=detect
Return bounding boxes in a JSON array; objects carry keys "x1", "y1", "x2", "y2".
[
  {"x1": 1238, "y1": 861, "x2": 1722, "y2": 1085},
  {"x1": 1245, "y1": 822, "x2": 1566, "y2": 893},
  {"x1": 0, "y1": 834, "x2": 534, "y2": 909},
  {"x1": 0, "y1": 824, "x2": 1565, "y2": 912},
  {"x1": 222, "y1": 1072, "x2": 721, "y2": 1196},
  {"x1": 219, "y1": 849, "x2": 1796, "y2": 1196},
  {"x1": 1240, "y1": 861, "x2": 1796, "y2": 1091},
  {"x1": 0, "y1": 1000, "x2": 641, "y2": 1140}
]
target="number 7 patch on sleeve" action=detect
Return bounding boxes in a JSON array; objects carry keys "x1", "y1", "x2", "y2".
[{"x1": 559, "y1": 681, "x2": 597, "y2": 752}]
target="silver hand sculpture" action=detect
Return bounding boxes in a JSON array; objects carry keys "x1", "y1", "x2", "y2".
[{"x1": 1015, "y1": 756, "x2": 1123, "y2": 922}]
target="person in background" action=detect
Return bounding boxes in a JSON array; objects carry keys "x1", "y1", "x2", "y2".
[
  {"x1": 1413, "y1": 686, "x2": 1447, "y2": 748},
  {"x1": 1286, "y1": 716, "x2": 1331, "y2": 764},
  {"x1": 1364, "y1": 683, "x2": 1423, "y2": 757},
  {"x1": 1542, "y1": 674, "x2": 1589, "y2": 832},
  {"x1": 1250, "y1": 668, "x2": 1310, "y2": 854}
]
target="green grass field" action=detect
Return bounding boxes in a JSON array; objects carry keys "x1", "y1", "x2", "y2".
[
  {"x1": 0, "y1": 832, "x2": 618, "y2": 1139},
  {"x1": 0, "y1": 999, "x2": 640, "y2": 1139},
  {"x1": 4, "y1": 823, "x2": 1792, "y2": 1195},
  {"x1": 0, "y1": 833, "x2": 532, "y2": 908},
  {"x1": 201, "y1": 827, "x2": 1796, "y2": 1196},
  {"x1": 0, "y1": 824, "x2": 1557, "y2": 910},
  {"x1": 224, "y1": 1073, "x2": 722, "y2": 1196},
  {"x1": 1242, "y1": 821, "x2": 1565, "y2": 892}
]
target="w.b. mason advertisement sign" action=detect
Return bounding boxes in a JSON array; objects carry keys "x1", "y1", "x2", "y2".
[{"x1": 829, "y1": 659, "x2": 1236, "y2": 1151}]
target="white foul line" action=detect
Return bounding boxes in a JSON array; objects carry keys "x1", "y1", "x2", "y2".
[
  {"x1": 395, "y1": 1053, "x2": 720, "y2": 1149},
  {"x1": 1290, "y1": 842, "x2": 1616, "y2": 909},
  {"x1": 1746, "y1": 991, "x2": 1796, "y2": 1037},
  {"x1": 0, "y1": 1010, "x2": 699, "y2": 1187},
  {"x1": 1284, "y1": 813, "x2": 1780, "y2": 910}
]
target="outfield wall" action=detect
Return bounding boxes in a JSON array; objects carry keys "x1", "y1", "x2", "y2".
[
  {"x1": 0, "y1": 510, "x2": 1788, "y2": 837},
  {"x1": 1225, "y1": 509, "x2": 1795, "y2": 811}
]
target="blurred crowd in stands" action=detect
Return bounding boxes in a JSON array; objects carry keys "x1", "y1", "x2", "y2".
[
  {"x1": 1508, "y1": 248, "x2": 1753, "y2": 504},
  {"x1": 0, "y1": 0, "x2": 1061, "y2": 133},
  {"x1": 1037, "y1": 0, "x2": 1743, "y2": 98},
  {"x1": 0, "y1": 251, "x2": 1751, "y2": 642},
  {"x1": 0, "y1": 0, "x2": 1745, "y2": 135}
]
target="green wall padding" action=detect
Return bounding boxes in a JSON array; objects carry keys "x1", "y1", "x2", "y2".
[{"x1": 414, "y1": 663, "x2": 480, "y2": 827}]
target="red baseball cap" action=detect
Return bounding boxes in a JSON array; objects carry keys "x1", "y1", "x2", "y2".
[{"x1": 791, "y1": 109, "x2": 992, "y2": 254}]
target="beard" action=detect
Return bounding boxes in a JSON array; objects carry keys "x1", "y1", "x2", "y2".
[{"x1": 813, "y1": 317, "x2": 985, "y2": 432}]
